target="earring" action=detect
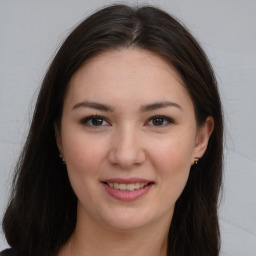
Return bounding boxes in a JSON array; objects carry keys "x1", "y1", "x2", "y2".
[
  {"x1": 194, "y1": 157, "x2": 199, "y2": 165},
  {"x1": 60, "y1": 154, "x2": 66, "y2": 164}
]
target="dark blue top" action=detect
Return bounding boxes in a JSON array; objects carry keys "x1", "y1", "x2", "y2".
[{"x1": 0, "y1": 249, "x2": 16, "y2": 256}]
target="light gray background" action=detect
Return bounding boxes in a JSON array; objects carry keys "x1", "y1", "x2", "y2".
[{"x1": 0, "y1": 0, "x2": 255, "y2": 255}]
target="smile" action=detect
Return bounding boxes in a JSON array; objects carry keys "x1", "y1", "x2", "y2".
[
  {"x1": 102, "y1": 179, "x2": 154, "y2": 201},
  {"x1": 106, "y1": 182, "x2": 149, "y2": 191}
]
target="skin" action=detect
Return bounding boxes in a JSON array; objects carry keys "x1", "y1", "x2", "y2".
[{"x1": 56, "y1": 48, "x2": 213, "y2": 256}]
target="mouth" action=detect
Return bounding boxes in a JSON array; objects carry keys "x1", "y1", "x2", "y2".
[
  {"x1": 101, "y1": 179, "x2": 154, "y2": 201},
  {"x1": 103, "y1": 182, "x2": 154, "y2": 192}
]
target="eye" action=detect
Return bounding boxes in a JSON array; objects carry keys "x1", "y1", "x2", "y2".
[
  {"x1": 81, "y1": 115, "x2": 110, "y2": 127},
  {"x1": 146, "y1": 115, "x2": 174, "y2": 127}
]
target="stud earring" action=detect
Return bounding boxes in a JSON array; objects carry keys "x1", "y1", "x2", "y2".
[
  {"x1": 60, "y1": 154, "x2": 66, "y2": 164},
  {"x1": 194, "y1": 157, "x2": 199, "y2": 165}
]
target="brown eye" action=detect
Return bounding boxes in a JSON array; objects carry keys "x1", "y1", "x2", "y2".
[
  {"x1": 81, "y1": 115, "x2": 110, "y2": 128},
  {"x1": 146, "y1": 115, "x2": 174, "y2": 127},
  {"x1": 152, "y1": 117, "x2": 164, "y2": 126},
  {"x1": 91, "y1": 117, "x2": 104, "y2": 126}
]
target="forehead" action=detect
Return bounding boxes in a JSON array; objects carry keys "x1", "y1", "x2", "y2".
[
  {"x1": 74, "y1": 48, "x2": 184, "y2": 86},
  {"x1": 64, "y1": 48, "x2": 193, "y2": 112}
]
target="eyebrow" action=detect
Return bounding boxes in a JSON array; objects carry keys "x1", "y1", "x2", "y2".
[
  {"x1": 72, "y1": 100, "x2": 182, "y2": 112},
  {"x1": 72, "y1": 101, "x2": 114, "y2": 112},
  {"x1": 140, "y1": 101, "x2": 182, "y2": 112}
]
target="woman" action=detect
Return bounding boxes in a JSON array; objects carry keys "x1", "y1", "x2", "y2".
[{"x1": 1, "y1": 4, "x2": 223, "y2": 256}]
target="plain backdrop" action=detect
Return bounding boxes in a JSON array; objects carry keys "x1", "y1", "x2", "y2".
[{"x1": 0, "y1": 0, "x2": 255, "y2": 255}]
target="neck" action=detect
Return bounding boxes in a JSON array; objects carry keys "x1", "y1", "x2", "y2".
[{"x1": 60, "y1": 206, "x2": 172, "y2": 256}]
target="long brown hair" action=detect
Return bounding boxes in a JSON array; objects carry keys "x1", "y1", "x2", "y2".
[{"x1": 2, "y1": 4, "x2": 223, "y2": 256}]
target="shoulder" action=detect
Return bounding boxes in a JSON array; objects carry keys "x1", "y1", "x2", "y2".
[{"x1": 0, "y1": 249, "x2": 17, "y2": 256}]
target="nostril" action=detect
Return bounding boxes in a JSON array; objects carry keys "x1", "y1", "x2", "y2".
[{"x1": 108, "y1": 146, "x2": 146, "y2": 167}]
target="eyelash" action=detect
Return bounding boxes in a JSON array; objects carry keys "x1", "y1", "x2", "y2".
[
  {"x1": 80, "y1": 115, "x2": 174, "y2": 128},
  {"x1": 80, "y1": 115, "x2": 110, "y2": 128},
  {"x1": 145, "y1": 115, "x2": 174, "y2": 127}
]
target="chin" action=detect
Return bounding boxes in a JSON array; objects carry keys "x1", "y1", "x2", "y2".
[
  {"x1": 105, "y1": 218, "x2": 149, "y2": 231},
  {"x1": 100, "y1": 207, "x2": 157, "y2": 231}
]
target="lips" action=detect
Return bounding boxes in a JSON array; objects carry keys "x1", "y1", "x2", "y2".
[
  {"x1": 106, "y1": 182, "x2": 149, "y2": 191},
  {"x1": 101, "y1": 178, "x2": 154, "y2": 201}
]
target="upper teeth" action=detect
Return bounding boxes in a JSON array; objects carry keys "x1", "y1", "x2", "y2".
[{"x1": 107, "y1": 182, "x2": 148, "y2": 191}]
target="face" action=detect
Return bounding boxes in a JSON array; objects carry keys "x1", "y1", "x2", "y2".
[{"x1": 57, "y1": 48, "x2": 213, "y2": 232}]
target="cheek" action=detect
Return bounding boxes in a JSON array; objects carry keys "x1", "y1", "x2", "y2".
[
  {"x1": 149, "y1": 134, "x2": 194, "y2": 197},
  {"x1": 62, "y1": 132, "x2": 108, "y2": 175},
  {"x1": 62, "y1": 134, "x2": 109, "y2": 203},
  {"x1": 150, "y1": 133, "x2": 195, "y2": 170}
]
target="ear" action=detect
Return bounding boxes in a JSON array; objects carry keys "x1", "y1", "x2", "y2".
[
  {"x1": 193, "y1": 116, "x2": 214, "y2": 161},
  {"x1": 54, "y1": 123, "x2": 63, "y2": 155}
]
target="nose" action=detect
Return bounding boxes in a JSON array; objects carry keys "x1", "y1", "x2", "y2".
[{"x1": 107, "y1": 125, "x2": 146, "y2": 169}]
